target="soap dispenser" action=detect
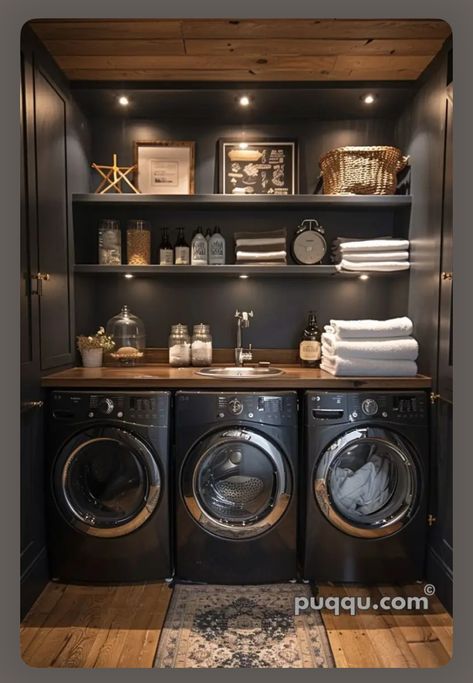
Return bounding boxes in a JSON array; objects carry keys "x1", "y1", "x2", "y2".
[
  {"x1": 208, "y1": 225, "x2": 226, "y2": 265},
  {"x1": 191, "y1": 226, "x2": 208, "y2": 265}
]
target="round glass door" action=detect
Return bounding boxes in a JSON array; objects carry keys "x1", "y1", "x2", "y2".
[
  {"x1": 182, "y1": 428, "x2": 291, "y2": 539},
  {"x1": 53, "y1": 428, "x2": 161, "y2": 537},
  {"x1": 315, "y1": 427, "x2": 419, "y2": 538}
]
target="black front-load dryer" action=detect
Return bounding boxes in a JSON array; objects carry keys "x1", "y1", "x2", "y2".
[
  {"x1": 301, "y1": 391, "x2": 429, "y2": 583},
  {"x1": 175, "y1": 391, "x2": 298, "y2": 583},
  {"x1": 46, "y1": 391, "x2": 171, "y2": 583}
]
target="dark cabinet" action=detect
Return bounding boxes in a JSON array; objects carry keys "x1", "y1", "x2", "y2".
[{"x1": 33, "y1": 62, "x2": 74, "y2": 370}]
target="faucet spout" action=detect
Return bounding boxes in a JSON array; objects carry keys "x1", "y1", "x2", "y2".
[{"x1": 234, "y1": 310, "x2": 254, "y2": 366}]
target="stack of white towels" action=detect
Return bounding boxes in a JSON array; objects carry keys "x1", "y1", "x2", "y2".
[
  {"x1": 234, "y1": 229, "x2": 287, "y2": 265},
  {"x1": 334, "y1": 238, "x2": 410, "y2": 272},
  {"x1": 321, "y1": 317, "x2": 419, "y2": 376}
]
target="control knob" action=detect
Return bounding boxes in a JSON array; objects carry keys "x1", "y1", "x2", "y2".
[
  {"x1": 228, "y1": 398, "x2": 244, "y2": 416},
  {"x1": 362, "y1": 398, "x2": 378, "y2": 416},
  {"x1": 98, "y1": 398, "x2": 114, "y2": 415}
]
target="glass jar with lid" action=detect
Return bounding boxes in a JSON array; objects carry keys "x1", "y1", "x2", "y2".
[
  {"x1": 106, "y1": 305, "x2": 146, "y2": 354},
  {"x1": 169, "y1": 324, "x2": 191, "y2": 367},
  {"x1": 98, "y1": 219, "x2": 122, "y2": 265},
  {"x1": 191, "y1": 323, "x2": 212, "y2": 367},
  {"x1": 127, "y1": 219, "x2": 151, "y2": 265}
]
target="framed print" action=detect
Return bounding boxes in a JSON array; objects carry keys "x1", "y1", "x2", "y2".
[
  {"x1": 134, "y1": 141, "x2": 195, "y2": 194},
  {"x1": 218, "y1": 139, "x2": 298, "y2": 195}
]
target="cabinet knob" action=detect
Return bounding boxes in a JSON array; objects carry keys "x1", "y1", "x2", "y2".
[
  {"x1": 32, "y1": 272, "x2": 50, "y2": 295},
  {"x1": 21, "y1": 400, "x2": 44, "y2": 413},
  {"x1": 441, "y1": 271, "x2": 453, "y2": 281}
]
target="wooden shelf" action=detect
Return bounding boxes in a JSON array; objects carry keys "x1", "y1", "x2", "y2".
[
  {"x1": 73, "y1": 264, "x2": 407, "y2": 278},
  {"x1": 73, "y1": 193, "x2": 412, "y2": 210}
]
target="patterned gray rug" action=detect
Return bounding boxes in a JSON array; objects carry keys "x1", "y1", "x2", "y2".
[{"x1": 154, "y1": 584, "x2": 334, "y2": 668}]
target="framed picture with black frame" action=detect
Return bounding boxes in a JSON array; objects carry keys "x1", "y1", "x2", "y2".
[{"x1": 217, "y1": 138, "x2": 298, "y2": 195}]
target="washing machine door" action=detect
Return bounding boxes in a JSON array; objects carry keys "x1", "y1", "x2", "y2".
[
  {"x1": 314, "y1": 427, "x2": 419, "y2": 538},
  {"x1": 53, "y1": 427, "x2": 161, "y2": 537},
  {"x1": 182, "y1": 428, "x2": 291, "y2": 539}
]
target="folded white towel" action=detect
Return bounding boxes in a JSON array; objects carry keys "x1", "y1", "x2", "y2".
[
  {"x1": 236, "y1": 238, "x2": 286, "y2": 248},
  {"x1": 325, "y1": 317, "x2": 413, "y2": 339},
  {"x1": 341, "y1": 239, "x2": 410, "y2": 253},
  {"x1": 321, "y1": 334, "x2": 419, "y2": 360},
  {"x1": 338, "y1": 251, "x2": 409, "y2": 262},
  {"x1": 236, "y1": 250, "x2": 287, "y2": 262},
  {"x1": 320, "y1": 356, "x2": 418, "y2": 377},
  {"x1": 337, "y1": 259, "x2": 410, "y2": 272}
]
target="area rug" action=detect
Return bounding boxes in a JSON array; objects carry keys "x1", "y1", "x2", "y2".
[{"x1": 154, "y1": 584, "x2": 334, "y2": 668}]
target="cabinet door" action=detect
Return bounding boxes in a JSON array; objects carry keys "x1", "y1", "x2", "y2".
[
  {"x1": 21, "y1": 49, "x2": 40, "y2": 399},
  {"x1": 33, "y1": 63, "x2": 73, "y2": 370},
  {"x1": 427, "y1": 398, "x2": 453, "y2": 613},
  {"x1": 437, "y1": 88, "x2": 453, "y2": 403}
]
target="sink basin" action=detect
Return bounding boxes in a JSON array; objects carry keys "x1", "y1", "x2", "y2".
[{"x1": 196, "y1": 366, "x2": 285, "y2": 379}]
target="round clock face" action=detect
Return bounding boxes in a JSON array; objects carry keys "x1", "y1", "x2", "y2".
[{"x1": 292, "y1": 230, "x2": 327, "y2": 265}]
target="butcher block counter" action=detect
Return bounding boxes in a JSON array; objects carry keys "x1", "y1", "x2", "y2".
[{"x1": 42, "y1": 365, "x2": 431, "y2": 390}]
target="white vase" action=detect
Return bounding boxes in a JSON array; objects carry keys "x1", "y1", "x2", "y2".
[{"x1": 81, "y1": 348, "x2": 103, "y2": 368}]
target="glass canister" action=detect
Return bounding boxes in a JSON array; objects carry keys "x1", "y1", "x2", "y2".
[
  {"x1": 98, "y1": 219, "x2": 121, "y2": 265},
  {"x1": 191, "y1": 323, "x2": 213, "y2": 366},
  {"x1": 106, "y1": 305, "x2": 146, "y2": 352},
  {"x1": 127, "y1": 219, "x2": 151, "y2": 265},
  {"x1": 169, "y1": 324, "x2": 191, "y2": 367}
]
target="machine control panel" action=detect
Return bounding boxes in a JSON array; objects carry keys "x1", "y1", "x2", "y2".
[
  {"x1": 214, "y1": 393, "x2": 296, "y2": 424},
  {"x1": 309, "y1": 391, "x2": 428, "y2": 425},
  {"x1": 51, "y1": 392, "x2": 169, "y2": 425}
]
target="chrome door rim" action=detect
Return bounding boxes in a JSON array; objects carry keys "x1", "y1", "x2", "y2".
[
  {"x1": 314, "y1": 429, "x2": 418, "y2": 539},
  {"x1": 182, "y1": 428, "x2": 291, "y2": 539},
  {"x1": 55, "y1": 430, "x2": 161, "y2": 537}
]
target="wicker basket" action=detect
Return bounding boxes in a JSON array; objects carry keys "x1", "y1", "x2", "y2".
[{"x1": 319, "y1": 146, "x2": 409, "y2": 195}]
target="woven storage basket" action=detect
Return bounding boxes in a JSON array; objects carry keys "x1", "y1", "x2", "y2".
[{"x1": 319, "y1": 146, "x2": 409, "y2": 195}]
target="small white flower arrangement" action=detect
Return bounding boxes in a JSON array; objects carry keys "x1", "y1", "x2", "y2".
[{"x1": 77, "y1": 327, "x2": 114, "y2": 367}]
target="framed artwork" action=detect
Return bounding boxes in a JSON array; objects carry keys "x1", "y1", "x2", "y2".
[
  {"x1": 134, "y1": 141, "x2": 195, "y2": 194},
  {"x1": 217, "y1": 139, "x2": 298, "y2": 195}
]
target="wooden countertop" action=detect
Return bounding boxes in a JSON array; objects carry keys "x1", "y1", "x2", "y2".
[{"x1": 41, "y1": 365, "x2": 431, "y2": 390}]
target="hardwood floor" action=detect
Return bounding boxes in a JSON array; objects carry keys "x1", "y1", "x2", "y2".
[{"x1": 21, "y1": 581, "x2": 452, "y2": 668}]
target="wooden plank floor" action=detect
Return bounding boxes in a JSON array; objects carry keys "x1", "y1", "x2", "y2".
[{"x1": 21, "y1": 582, "x2": 452, "y2": 668}]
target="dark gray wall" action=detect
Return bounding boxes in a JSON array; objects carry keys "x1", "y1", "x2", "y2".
[{"x1": 74, "y1": 114, "x2": 409, "y2": 348}]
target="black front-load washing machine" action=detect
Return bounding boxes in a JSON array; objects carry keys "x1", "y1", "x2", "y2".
[
  {"x1": 301, "y1": 391, "x2": 429, "y2": 583},
  {"x1": 46, "y1": 391, "x2": 171, "y2": 583},
  {"x1": 175, "y1": 391, "x2": 298, "y2": 583}
]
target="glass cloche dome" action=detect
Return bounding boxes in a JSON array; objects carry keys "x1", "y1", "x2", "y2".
[{"x1": 106, "y1": 305, "x2": 146, "y2": 352}]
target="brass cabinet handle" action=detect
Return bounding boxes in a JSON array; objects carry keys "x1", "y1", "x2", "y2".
[
  {"x1": 31, "y1": 272, "x2": 50, "y2": 295},
  {"x1": 441, "y1": 272, "x2": 453, "y2": 281},
  {"x1": 21, "y1": 400, "x2": 44, "y2": 413}
]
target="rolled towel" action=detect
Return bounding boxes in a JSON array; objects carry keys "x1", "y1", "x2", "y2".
[
  {"x1": 325, "y1": 317, "x2": 413, "y2": 339},
  {"x1": 321, "y1": 333, "x2": 419, "y2": 360},
  {"x1": 336, "y1": 259, "x2": 410, "y2": 272},
  {"x1": 320, "y1": 356, "x2": 418, "y2": 377},
  {"x1": 338, "y1": 251, "x2": 409, "y2": 262},
  {"x1": 341, "y1": 239, "x2": 409, "y2": 253}
]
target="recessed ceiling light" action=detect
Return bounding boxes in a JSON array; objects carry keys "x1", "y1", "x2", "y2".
[
  {"x1": 359, "y1": 274, "x2": 370, "y2": 281},
  {"x1": 118, "y1": 95, "x2": 129, "y2": 106},
  {"x1": 239, "y1": 142, "x2": 249, "y2": 150},
  {"x1": 239, "y1": 95, "x2": 251, "y2": 107},
  {"x1": 124, "y1": 273, "x2": 134, "y2": 279},
  {"x1": 362, "y1": 94, "x2": 376, "y2": 105},
  {"x1": 239, "y1": 274, "x2": 249, "y2": 279}
]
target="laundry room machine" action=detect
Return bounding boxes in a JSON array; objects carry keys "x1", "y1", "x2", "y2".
[
  {"x1": 175, "y1": 391, "x2": 298, "y2": 583},
  {"x1": 46, "y1": 391, "x2": 172, "y2": 583},
  {"x1": 301, "y1": 391, "x2": 429, "y2": 583}
]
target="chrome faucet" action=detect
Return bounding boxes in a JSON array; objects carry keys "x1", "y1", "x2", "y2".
[{"x1": 234, "y1": 310, "x2": 254, "y2": 366}]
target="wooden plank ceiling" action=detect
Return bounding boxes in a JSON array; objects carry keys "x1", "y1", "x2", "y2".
[{"x1": 30, "y1": 19, "x2": 451, "y2": 82}]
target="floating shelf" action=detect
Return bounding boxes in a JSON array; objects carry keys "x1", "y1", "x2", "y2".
[
  {"x1": 73, "y1": 193, "x2": 412, "y2": 210},
  {"x1": 73, "y1": 264, "x2": 408, "y2": 278}
]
